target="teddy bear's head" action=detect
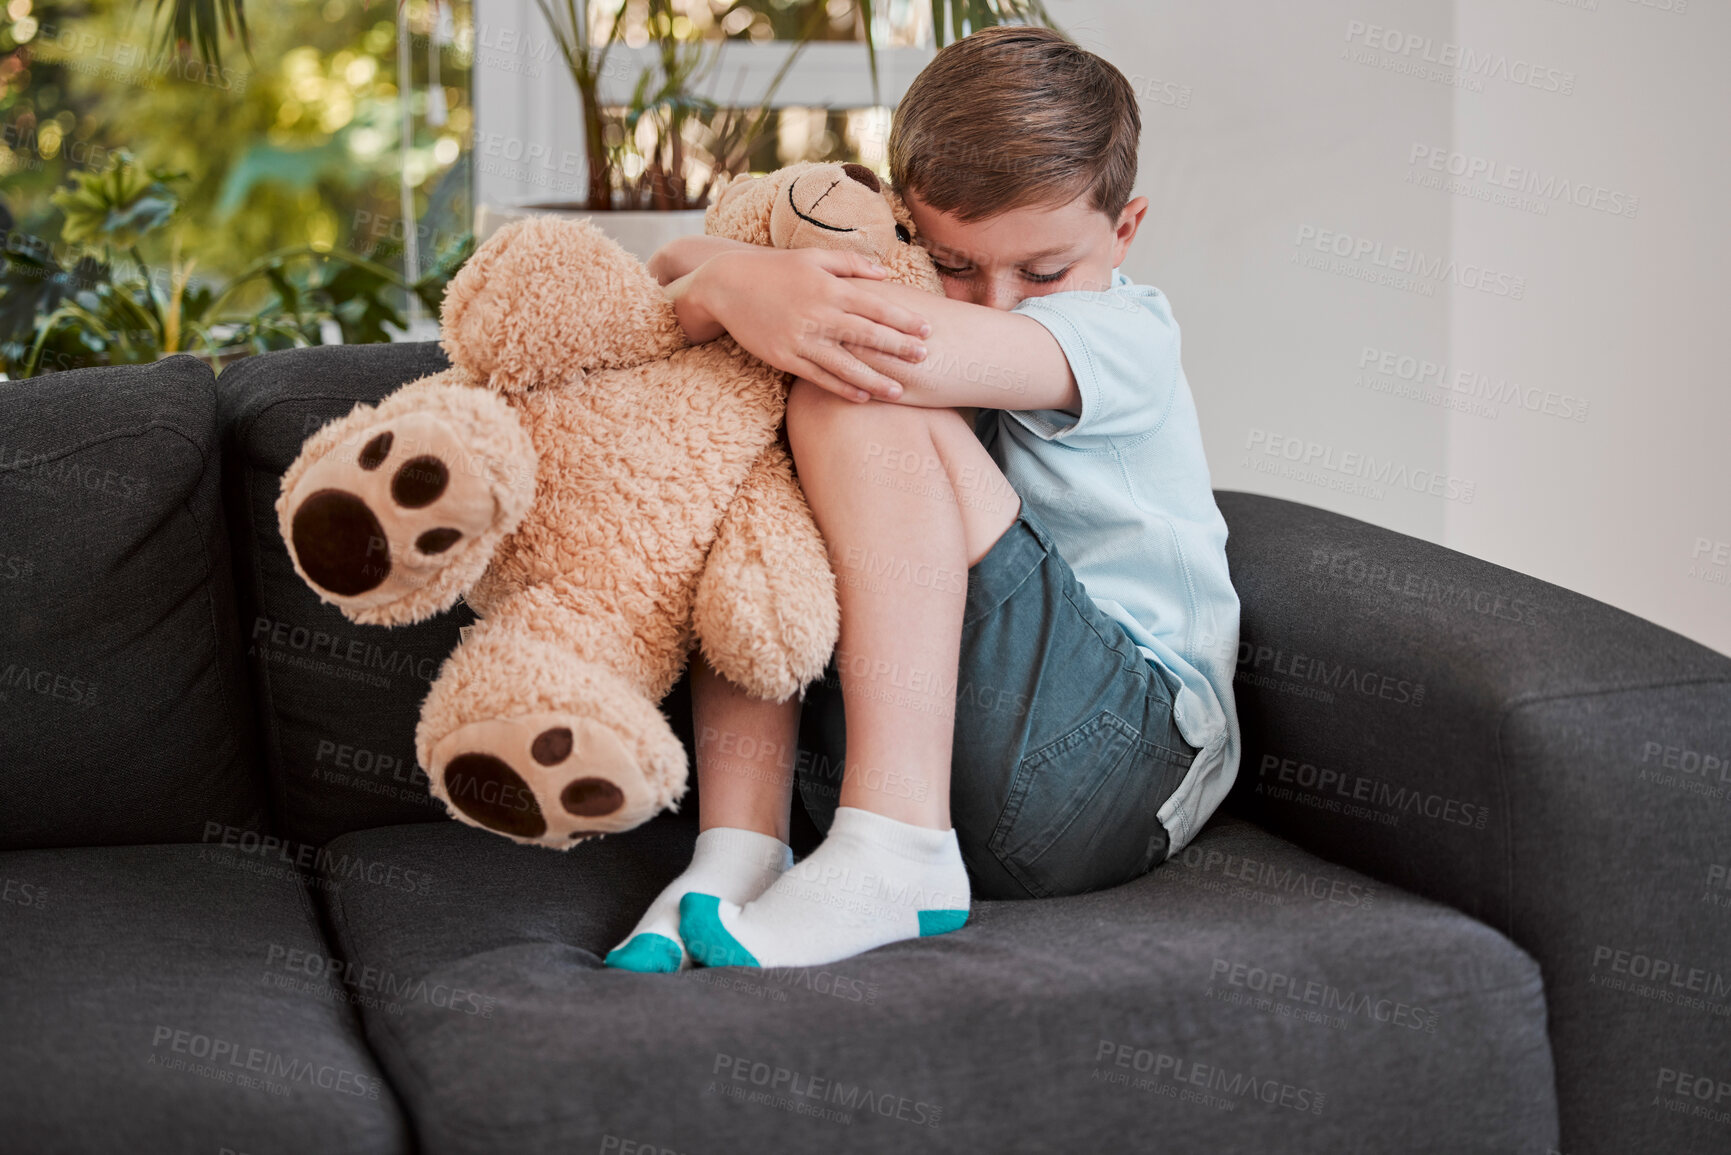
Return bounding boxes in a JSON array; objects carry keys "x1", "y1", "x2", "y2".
[
  {"x1": 438, "y1": 162, "x2": 941, "y2": 394},
  {"x1": 704, "y1": 160, "x2": 943, "y2": 295}
]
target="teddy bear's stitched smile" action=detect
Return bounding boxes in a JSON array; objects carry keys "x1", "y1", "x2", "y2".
[{"x1": 787, "y1": 177, "x2": 857, "y2": 233}]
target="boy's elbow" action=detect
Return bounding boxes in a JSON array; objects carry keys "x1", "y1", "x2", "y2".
[
  {"x1": 645, "y1": 249, "x2": 676, "y2": 286},
  {"x1": 646, "y1": 235, "x2": 706, "y2": 284}
]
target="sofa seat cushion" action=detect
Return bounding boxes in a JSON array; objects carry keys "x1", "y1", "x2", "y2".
[
  {"x1": 0, "y1": 840, "x2": 412, "y2": 1154},
  {"x1": 318, "y1": 813, "x2": 1557, "y2": 1154}
]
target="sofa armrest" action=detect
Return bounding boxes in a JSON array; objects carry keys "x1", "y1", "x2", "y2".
[{"x1": 1215, "y1": 490, "x2": 1731, "y2": 1155}]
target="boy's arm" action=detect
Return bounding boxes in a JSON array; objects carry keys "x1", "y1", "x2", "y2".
[
  {"x1": 841, "y1": 281, "x2": 1081, "y2": 414},
  {"x1": 661, "y1": 247, "x2": 932, "y2": 400},
  {"x1": 645, "y1": 235, "x2": 757, "y2": 286}
]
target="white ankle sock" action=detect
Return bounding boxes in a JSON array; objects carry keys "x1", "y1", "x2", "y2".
[
  {"x1": 604, "y1": 826, "x2": 792, "y2": 973},
  {"x1": 680, "y1": 805, "x2": 971, "y2": 969}
]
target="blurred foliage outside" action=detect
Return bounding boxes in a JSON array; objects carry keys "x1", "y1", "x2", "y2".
[
  {"x1": 0, "y1": 0, "x2": 1038, "y2": 376},
  {"x1": 1, "y1": 0, "x2": 477, "y2": 375}
]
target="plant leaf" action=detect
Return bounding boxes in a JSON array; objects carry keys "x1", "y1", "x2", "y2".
[{"x1": 46, "y1": 151, "x2": 184, "y2": 250}]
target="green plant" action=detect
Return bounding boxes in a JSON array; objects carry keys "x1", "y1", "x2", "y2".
[
  {"x1": 607, "y1": 0, "x2": 829, "y2": 210},
  {"x1": 533, "y1": 0, "x2": 820, "y2": 212},
  {"x1": 926, "y1": 0, "x2": 1055, "y2": 47},
  {"x1": 134, "y1": 0, "x2": 254, "y2": 70},
  {"x1": 1, "y1": 149, "x2": 473, "y2": 377},
  {"x1": 535, "y1": 0, "x2": 1058, "y2": 212},
  {"x1": 130, "y1": 1, "x2": 1059, "y2": 213}
]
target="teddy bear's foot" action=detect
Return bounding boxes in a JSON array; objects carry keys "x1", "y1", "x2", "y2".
[
  {"x1": 418, "y1": 628, "x2": 689, "y2": 849},
  {"x1": 277, "y1": 379, "x2": 536, "y2": 626},
  {"x1": 287, "y1": 411, "x2": 496, "y2": 600},
  {"x1": 429, "y1": 711, "x2": 663, "y2": 845}
]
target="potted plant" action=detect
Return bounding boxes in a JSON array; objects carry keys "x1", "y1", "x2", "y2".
[
  {"x1": 477, "y1": 0, "x2": 1056, "y2": 260},
  {"x1": 469, "y1": 0, "x2": 818, "y2": 259}
]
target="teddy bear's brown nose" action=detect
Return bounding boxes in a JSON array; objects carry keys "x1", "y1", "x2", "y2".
[{"x1": 841, "y1": 163, "x2": 880, "y2": 192}]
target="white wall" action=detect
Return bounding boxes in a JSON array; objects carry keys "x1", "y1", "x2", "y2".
[{"x1": 1050, "y1": 0, "x2": 1729, "y2": 656}]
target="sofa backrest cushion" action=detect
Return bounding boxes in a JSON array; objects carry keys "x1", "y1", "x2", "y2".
[
  {"x1": 0, "y1": 354, "x2": 267, "y2": 849},
  {"x1": 217, "y1": 341, "x2": 473, "y2": 846}
]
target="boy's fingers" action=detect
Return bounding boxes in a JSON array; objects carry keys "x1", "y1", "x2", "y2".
[
  {"x1": 844, "y1": 322, "x2": 926, "y2": 363},
  {"x1": 796, "y1": 363, "x2": 874, "y2": 403},
  {"x1": 875, "y1": 324, "x2": 928, "y2": 362},
  {"x1": 806, "y1": 347, "x2": 903, "y2": 400},
  {"x1": 810, "y1": 250, "x2": 887, "y2": 280},
  {"x1": 845, "y1": 288, "x2": 931, "y2": 339},
  {"x1": 804, "y1": 308, "x2": 923, "y2": 364}
]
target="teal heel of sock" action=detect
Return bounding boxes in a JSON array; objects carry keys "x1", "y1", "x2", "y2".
[
  {"x1": 917, "y1": 908, "x2": 969, "y2": 936},
  {"x1": 679, "y1": 892, "x2": 760, "y2": 968},
  {"x1": 604, "y1": 932, "x2": 685, "y2": 973}
]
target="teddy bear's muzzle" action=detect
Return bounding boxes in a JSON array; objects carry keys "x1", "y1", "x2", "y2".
[{"x1": 772, "y1": 164, "x2": 903, "y2": 260}]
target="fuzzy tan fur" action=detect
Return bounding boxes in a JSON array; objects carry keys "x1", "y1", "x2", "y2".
[{"x1": 275, "y1": 162, "x2": 942, "y2": 849}]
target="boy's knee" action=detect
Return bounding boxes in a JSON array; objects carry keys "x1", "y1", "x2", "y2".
[
  {"x1": 787, "y1": 379, "x2": 941, "y2": 447},
  {"x1": 785, "y1": 377, "x2": 832, "y2": 426}
]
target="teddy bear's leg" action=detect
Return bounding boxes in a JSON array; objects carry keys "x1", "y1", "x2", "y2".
[
  {"x1": 415, "y1": 587, "x2": 689, "y2": 849},
  {"x1": 692, "y1": 438, "x2": 841, "y2": 702},
  {"x1": 276, "y1": 370, "x2": 537, "y2": 626}
]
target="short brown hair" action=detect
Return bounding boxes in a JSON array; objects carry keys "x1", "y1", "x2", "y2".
[{"x1": 889, "y1": 26, "x2": 1140, "y2": 222}]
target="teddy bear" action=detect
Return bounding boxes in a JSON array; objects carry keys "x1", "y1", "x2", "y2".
[{"x1": 275, "y1": 161, "x2": 943, "y2": 850}]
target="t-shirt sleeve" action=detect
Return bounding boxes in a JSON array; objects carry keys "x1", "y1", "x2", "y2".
[{"x1": 1003, "y1": 277, "x2": 1182, "y2": 446}]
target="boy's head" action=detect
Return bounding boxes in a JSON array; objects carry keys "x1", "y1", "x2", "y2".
[{"x1": 889, "y1": 27, "x2": 1147, "y2": 309}]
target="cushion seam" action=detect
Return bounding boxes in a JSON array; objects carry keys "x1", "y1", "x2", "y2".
[
  {"x1": 0, "y1": 419, "x2": 210, "y2": 474},
  {"x1": 237, "y1": 462, "x2": 296, "y2": 836},
  {"x1": 234, "y1": 392, "x2": 371, "y2": 461},
  {"x1": 166, "y1": 415, "x2": 255, "y2": 811},
  {"x1": 330, "y1": 861, "x2": 438, "y2": 1113}
]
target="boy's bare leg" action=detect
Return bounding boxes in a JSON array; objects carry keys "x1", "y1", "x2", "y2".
[
  {"x1": 787, "y1": 382, "x2": 1021, "y2": 829},
  {"x1": 679, "y1": 381, "x2": 1021, "y2": 970},
  {"x1": 689, "y1": 650, "x2": 798, "y2": 844},
  {"x1": 602, "y1": 652, "x2": 799, "y2": 973}
]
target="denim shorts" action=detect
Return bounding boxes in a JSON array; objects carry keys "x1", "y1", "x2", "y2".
[{"x1": 795, "y1": 501, "x2": 1199, "y2": 901}]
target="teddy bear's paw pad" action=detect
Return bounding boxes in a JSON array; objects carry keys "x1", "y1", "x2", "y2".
[
  {"x1": 287, "y1": 412, "x2": 502, "y2": 604},
  {"x1": 430, "y1": 711, "x2": 660, "y2": 847},
  {"x1": 440, "y1": 752, "x2": 547, "y2": 839}
]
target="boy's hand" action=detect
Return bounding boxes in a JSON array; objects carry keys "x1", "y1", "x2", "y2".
[
  {"x1": 646, "y1": 234, "x2": 755, "y2": 286},
  {"x1": 676, "y1": 248, "x2": 931, "y2": 402}
]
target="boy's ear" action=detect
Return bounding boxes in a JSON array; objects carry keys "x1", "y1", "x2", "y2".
[{"x1": 1111, "y1": 196, "x2": 1150, "y2": 268}]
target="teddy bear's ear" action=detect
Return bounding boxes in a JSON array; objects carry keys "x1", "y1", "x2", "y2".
[
  {"x1": 704, "y1": 173, "x2": 776, "y2": 246},
  {"x1": 712, "y1": 172, "x2": 760, "y2": 212},
  {"x1": 876, "y1": 186, "x2": 945, "y2": 295}
]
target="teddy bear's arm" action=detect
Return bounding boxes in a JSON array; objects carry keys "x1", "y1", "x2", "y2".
[
  {"x1": 438, "y1": 216, "x2": 689, "y2": 395},
  {"x1": 691, "y1": 438, "x2": 840, "y2": 703}
]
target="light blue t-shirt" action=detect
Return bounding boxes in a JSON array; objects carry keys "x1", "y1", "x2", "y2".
[{"x1": 970, "y1": 269, "x2": 1241, "y2": 856}]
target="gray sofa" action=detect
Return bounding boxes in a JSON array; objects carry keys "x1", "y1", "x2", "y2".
[{"x1": 2, "y1": 342, "x2": 1726, "y2": 1155}]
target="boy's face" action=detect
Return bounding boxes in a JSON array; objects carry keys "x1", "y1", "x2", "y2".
[{"x1": 903, "y1": 190, "x2": 1150, "y2": 311}]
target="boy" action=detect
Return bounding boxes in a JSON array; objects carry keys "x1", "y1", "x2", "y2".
[{"x1": 603, "y1": 26, "x2": 1240, "y2": 973}]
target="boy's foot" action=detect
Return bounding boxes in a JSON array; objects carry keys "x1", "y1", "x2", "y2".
[
  {"x1": 680, "y1": 805, "x2": 971, "y2": 969},
  {"x1": 604, "y1": 827, "x2": 792, "y2": 973}
]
